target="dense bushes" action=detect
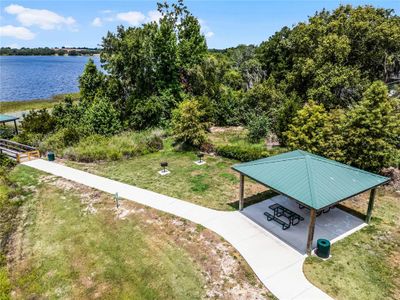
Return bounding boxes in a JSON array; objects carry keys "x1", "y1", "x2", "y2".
[
  {"x1": 215, "y1": 144, "x2": 269, "y2": 162},
  {"x1": 0, "y1": 153, "x2": 16, "y2": 169},
  {"x1": 83, "y1": 96, "x2": 121, "y2": 136},
  {"x1": 39, "y1": 127, "x2": 82, "y2": 154},
  {"x1": 246, "y1": 115, "x2": 270, "y2": 143},
  {"x1": 63, "y1": 130, "x2": 163, "y2": 162},
  {"x1": 0, "y1": 127, "x2": 15, "y2": 139},
  {"x1": 20, "y1": 109, "x2": 56, "y2": 134}
]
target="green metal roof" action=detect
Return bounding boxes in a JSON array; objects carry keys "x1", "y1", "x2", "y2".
[
  {"x1": 232, "y1": 150, "x2": 390, "y2": 210},
  {"x1": 0, "y1": 114, "x2": 19, "y2": 123}
]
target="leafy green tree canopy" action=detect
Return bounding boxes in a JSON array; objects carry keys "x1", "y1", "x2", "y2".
[
  {"x1": 258, "y1": 5, "x2": 400, "y2": 108},
  {"x1": 344, "y1": 81, "x2": 400, "y2": 171},
  {"x1": 172, "y1": 99, "x2": 207, "y2": 147},
  {"x1": 79, "y1": 59, "x2": 104, "y2": 104},
  {"x1": 100, "y1": 0, "x2": 207, "y2": 129}
]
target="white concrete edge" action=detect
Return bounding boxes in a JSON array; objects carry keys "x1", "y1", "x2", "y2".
[
  {"x1": 330, "y1": 222, "x2": 367, "y2": 244},
  {"x1": 237, "y1": 212, "x2": 305, "y2": 258}
]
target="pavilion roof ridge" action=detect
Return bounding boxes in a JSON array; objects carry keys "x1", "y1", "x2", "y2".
[
  {"x1": 232, "y1": 153, "x2": 305, "y2": 168},
  {"x1": 306, "y1": 153, "x2": 390, "y2": 181},
  {"x1": 304, "y1": 155, "x2": 317, "y2": 207}
]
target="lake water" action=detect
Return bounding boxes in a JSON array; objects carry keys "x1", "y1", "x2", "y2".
[{"x1": 0, "y1": 56, "x2": 101, "y2": 102}]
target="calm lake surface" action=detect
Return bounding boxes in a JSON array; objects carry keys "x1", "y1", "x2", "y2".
[{"x1": 0, "y1": 56, "x2": 101, "y2": 102}]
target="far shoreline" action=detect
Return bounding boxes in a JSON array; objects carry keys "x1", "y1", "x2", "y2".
[{"x1": 0, "y1": 93, "x2": 80, "y2": 114}]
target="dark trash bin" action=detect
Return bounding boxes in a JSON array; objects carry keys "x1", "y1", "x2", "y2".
[
  {"x1": 47, "y1": 152, "x2": 55, "y2": 161},
  {"x1": 316, "y1": 238, "x2": 331, "y2": 258}
]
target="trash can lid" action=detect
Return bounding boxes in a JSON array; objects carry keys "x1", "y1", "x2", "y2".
[{"x1": 317, "y1": 238, "x2": 330, "y2": 246}]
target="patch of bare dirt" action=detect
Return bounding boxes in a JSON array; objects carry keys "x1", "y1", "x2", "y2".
[
  {"x1": 12, "y1": 175, "x2": 271, "y2": 299},
  {"x1": 148, "y1": 213, "x2": 270, "y2": 299},
  {"x1": 381, "y1": 167, "x2": 400, "y2": 191},
  {"x1": 209, "y1": 126, "x2": 244, "y2": 133}
]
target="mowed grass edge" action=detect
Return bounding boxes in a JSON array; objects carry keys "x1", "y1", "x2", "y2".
[
  {"x1": 303, "y1": 190, "x2": 400, "y2": 299},
  {"x1": 4, "y1": 165, "x2": 271, "y2": 299}
]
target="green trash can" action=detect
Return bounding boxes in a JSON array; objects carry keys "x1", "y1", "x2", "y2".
[
  {"x1": 316, "y1": 238, "x2": 331, "y2": 258},
  {"x1": 47, "y1": 152, "x2": 55, "y2": 161}
]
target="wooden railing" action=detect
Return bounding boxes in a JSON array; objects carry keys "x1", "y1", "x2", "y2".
[{"x1": 0, "y1": 139, "x2": 40, "y2": 163}]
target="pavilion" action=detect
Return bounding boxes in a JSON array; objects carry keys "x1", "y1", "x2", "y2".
[
  {"x1": 232, "y1": 150, "x2": 390, "y2": 254},
  {"x1": 0, "y1": 114, "x2": 19, "y2": 134}
]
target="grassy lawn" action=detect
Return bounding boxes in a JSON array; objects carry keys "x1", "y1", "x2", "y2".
[
  {"x1": 304, "y1": 189, "x2": 400, "y2": 300},
  {"x1": 0, "y1": 93, "x2": 79, "y2": 113},
  {"x1": 3, "y1": 165, "x2": 270, "y2": 299},
  {"x1": 66, "y1": 140, "x2": 271, "y2": 211}
]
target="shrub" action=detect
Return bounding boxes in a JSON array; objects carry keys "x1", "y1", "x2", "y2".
[
  {"x1": 52, "y1": 96, "x2": 83, "y2": 129},
  {"x1": 127, "y1": 95, "x2": 166, "y2": 130},
  {"x1": 79, "y1": 58, "x2": 104, "y2": 104},
  {"x1": 274, "y1": 95, "x2": 301, "y2": 145},
  {"x1": 12, "y1": 132, "x2": 43, "y2": 148},
  {"x1": 20, "y1": 109, "x2": 56, "y2": 134},
  {"x1": 144, "y1": 132, "x2": 164, "y2": 152},
  {"x1": 172, "y1": 99, "x2": 207, "y2": 147},
  {"x1": 0, "y1": 153, "x2": 16, "y2": 169},
  {"x1": 215, "y1": 144, "x2": 269, "y2": 162},
  {"x1": 39, "y1": 127, "x2": 82, "y2": 153},
  {"x1": 0, "y1": 127, "x2": 15, "y2": 139},
  {"x1": 247, "y1": 115, "x2": 270, "y2": 143},
  {"x1": 63, "y1": 130, "x2": 163, "y2": 162},
  {"x1": 83, "y1": 96, "x2": 121, "y2": 136}
]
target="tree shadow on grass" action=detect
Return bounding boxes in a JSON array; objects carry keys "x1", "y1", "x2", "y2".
[{"x1": 228, "y1": 189, "x2": 278, "y2": 210}]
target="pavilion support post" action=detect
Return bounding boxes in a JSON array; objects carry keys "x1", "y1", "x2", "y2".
[
  {"x1": 239, "y1": 174, "x2": 244, "y2": 211},
  {"x1": 365, "y1": 188, "x2": 376, "y2": 224},
  {"x1": 13, "y1": 120, "x2": 18, "y2": 135},
  {"x1": 306, "y1": 208, "x2": 317, "y2": 255}
]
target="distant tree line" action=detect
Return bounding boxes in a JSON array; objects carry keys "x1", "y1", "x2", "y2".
[{"x1": 0, "y1": 47, "x2": 101, "y2": 56}]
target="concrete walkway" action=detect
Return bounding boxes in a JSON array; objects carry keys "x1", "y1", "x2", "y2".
[{"x1": 23, "y1": 159, "x2": 332, "y2": 300}]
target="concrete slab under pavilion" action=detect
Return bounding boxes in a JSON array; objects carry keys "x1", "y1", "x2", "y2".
[
  {"x1": 233, "y1": 150, "x2": 390, "y2": 254},
  {"x1": 241, "y1": 195, "x2": 366, "y2": 254}
]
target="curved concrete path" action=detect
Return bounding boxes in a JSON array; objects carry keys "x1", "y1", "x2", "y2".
[{"x1": 23, "y1": 159, "x2": 332, "y2": 300}]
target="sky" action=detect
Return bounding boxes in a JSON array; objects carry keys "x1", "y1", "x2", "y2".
[{"x1": 0, "y1": 0, "x2": 399, "y2": 49}]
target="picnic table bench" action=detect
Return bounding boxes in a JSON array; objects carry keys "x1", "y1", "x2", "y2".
[
  {"x1": 264, "y1": 203, "x2": 304, "y2": 230},
  {"x1": 297, "y1": 202, "x2": 335, "y2": 216}
]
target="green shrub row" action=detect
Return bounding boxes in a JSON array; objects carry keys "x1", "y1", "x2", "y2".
[
  {"x1": 215, "y1": 144, "x2": 287, "y2": 162},
  {"x1": 215, "y1": 144, "x2": 268, "y2": 162}
]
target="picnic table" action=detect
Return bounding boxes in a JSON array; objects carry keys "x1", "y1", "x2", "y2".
[{"x1": 264, "y1": 203, "x2": 304, "y2": 230}]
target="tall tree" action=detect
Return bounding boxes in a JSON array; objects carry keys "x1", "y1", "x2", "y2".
[
  {"x1": 79, "y1": 59, "x2": 104, "y2": 104},
  {"x1": 344, "y1": 81, "x2": 400, "y2": 171},
  {"x1": 100, "y1": 0, "x2": 207, "y2": 129}
]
